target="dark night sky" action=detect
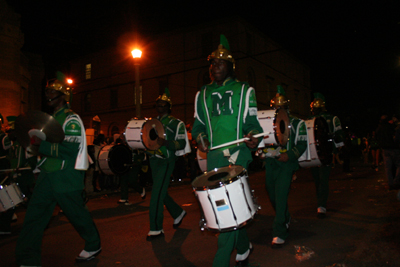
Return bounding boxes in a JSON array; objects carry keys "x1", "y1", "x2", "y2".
[{"x1": 7, "y1": 0, "x2": 400, "y2": 136}]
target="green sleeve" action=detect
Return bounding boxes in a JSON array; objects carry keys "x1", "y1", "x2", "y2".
[
  {"x1": 287, "y1": 120, "x2": 308, "y2": 161},
  {"x1": 165, "y1": 121, "x2": 186, "y2": 151},
  {"x1": 192, "y1": 89, "x2": 208, "y2": 143},
  {"x1": 39, "y1": 140, "x2": 80, "y2": 160}
]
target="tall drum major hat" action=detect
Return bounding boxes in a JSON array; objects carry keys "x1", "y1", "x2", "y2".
[
  {"x1": 310, "y1": 92, "x2": 326, "y2": 111},
  {"x1": 208, "y1": 34, "x2": 235, "y2": 70},
  {"x1": 270, "y1": 85, "x2": 289, "y2": 109},
  {"x1": 46, "y1": 71, "x2": 72, "y2": 103},
  {"x1": 156, "y1": 87, "x2": 172, "y2": 107}
]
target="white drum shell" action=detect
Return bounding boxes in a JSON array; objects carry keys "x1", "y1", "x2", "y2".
[
  {"x1": 257, "y1": 110, "x2": 279, "y2": 146},
  {"x1": 0, "y1": 183, "x2": 24, "y2": 212},
  {"x1": 98, "y1": 145, "x2": 114, "y2": 175},
  {"x1": 125, "y1": 119, "x2": 146, "y2": 150},
  {"x1": 194, "y1": 173, "x2": 257, "y2": 231},
  {"x1": 299, "y1": 118, "x2": 321, "y2": 168}
]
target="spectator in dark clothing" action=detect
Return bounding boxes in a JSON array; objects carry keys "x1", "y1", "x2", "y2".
[{"x1": 376, "y1": 115, "x2": 400, "y2": 190}]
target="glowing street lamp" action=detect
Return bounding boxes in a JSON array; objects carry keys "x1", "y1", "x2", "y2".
[{"x1": 131, "y1": 49, "x2": 142, "y2": 118}]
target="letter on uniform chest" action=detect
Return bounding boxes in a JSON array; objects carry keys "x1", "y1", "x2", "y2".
[{"x1": 211, "y1": 90, "x2": 234, "y2": 116}]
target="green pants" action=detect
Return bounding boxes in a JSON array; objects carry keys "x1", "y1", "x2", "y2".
[
  {"x1": 149, "y1": 157, "x2": 183, "y2": 231},
  {"x1": 265, "y1": 158, "x2": 295, "y2": 240},
  {"x1": 207, "y1": 148, "x2": 251, "y2": 267},
  {"x1": 311, "y1": 164, "x2": 332, "y2": 208},
  {"x1": 15, "y1": 171, "x2": 101, "y2": 266},
  {"x1": 120, "y1": 165, "x2": 142, "y2": 200}
]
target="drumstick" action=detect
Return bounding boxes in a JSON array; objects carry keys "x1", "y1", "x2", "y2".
[
  {"x1": 199, "y1": 134, "x2": 206, "y2": 148},
  {"x1": 210, "y1": 132, "x2": 271, "y2": 151}
]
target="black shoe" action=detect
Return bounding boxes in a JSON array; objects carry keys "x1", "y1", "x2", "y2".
[{"x1": 173, "y1": 210, "x2": 187, "y2": 229}]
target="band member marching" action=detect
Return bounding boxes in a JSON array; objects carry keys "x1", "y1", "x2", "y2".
[
  {"x1": 258, "y1": 86, "x2": 307, "y2": 248},
  {"x1": 192, "y1": 34, "x2": 263, "y2": 267},
  {"x1": 309, "y1": 92, "x2": 344, "y2": 218},
  {"x1": 15, "y1": 72, "x2": 101, "y2": 266},
  {"x1": 145, "y1": 88, "x2": 190, "y2": 240}
]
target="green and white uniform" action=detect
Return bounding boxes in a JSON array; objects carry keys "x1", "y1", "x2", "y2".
[
  {"x1": 310, "y1": 112, "x2": 344, "y2": 210},
  {"x1": 261, "y1": 114, "x2": 307, "y2": 240},
  {"x1": 192, "y1": 78, "x2": 263, "y2": 267},
  {"x1": 146, "y1": 114, "x2": 188, "y2": 231},
  {"x1": 16, "y1": 105, "x2": 101, "y2": 266}
]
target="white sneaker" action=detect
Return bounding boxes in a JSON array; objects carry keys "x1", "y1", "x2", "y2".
[
  {"x1": 272, "y1": 237, "x2": 285, "y2": 244},
  {"x1": 317, "y1": 207, "x2": 327, "y2": 214},
  {"x1": 76, "y1": 247, "x2": 102, "y2": 262},
  {"x1": 173, "y1": 210, "x2": 187, "y2": 228}
]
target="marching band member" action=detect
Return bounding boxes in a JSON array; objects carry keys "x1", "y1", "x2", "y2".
[
  {"x1": 259, "y1": 86, "x2": 307, "y2": 248},
  {"x1": 146, "y1": 88, "x2": 190, "y2": 240},
  {"x1": 310, "y1": 93, "x2": 344, "y2": 218},
  {"x1": 0, "y1": 113, "x2": 13, "y2": 235},
  {"x1": 15, "y1": 73, "x2": 101, "y2": 266},
  {"x1": 192, "y1": 34, "x2": 262, "y2": 267}
]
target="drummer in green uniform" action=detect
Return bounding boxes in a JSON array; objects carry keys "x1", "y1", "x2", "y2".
[
  {"x1": 145, "y1": 88, "x2": 190, "y2": 240},
  {"x1": 310, "y1": 93, "x2": 344, "y2": 218},
  {"x1": 258, "y1": 86, "x2": 307, "y2": 248},
  {"x1": 15, "y1": 73, "x2": 101, "y2": 266},
  {"x1": 0, "y1": 113, "x2": 13, "y2": 235},
  {"x1": 192, "y1": 35, "x2": 263, "y2": 267}
]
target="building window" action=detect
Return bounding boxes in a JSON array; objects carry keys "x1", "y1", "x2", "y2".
[
  {"x1": 84, "y1": 93, "x2": 91, "y2": 112},
  {"x1": 85, "y1": 63, "x2": 92, "y2": 80},
  {"x1": 110, "y1": 88, "x2": 118, "y2": 109}
]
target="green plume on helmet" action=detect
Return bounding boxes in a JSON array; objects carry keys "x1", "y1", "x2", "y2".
[
  {"x1": 208, "y1": 34, "x2": 235, "y2": 69},
  {"x1": 277, "y1": 85, "x2": 286, "y2": 96},
  {"x1": 156, "y1": 87, "x2": 172, "y2": 107},
  {"x1": 220, "y1": 34, "x2": 230, "y2": 51},
  {"x1": 313, "y1": 92, "x2": 325, "y2": 102}
]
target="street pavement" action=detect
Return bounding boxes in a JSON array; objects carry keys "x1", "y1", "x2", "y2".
[{"x1": 1, "y1": 158, "x2": 400, "y2": 267}]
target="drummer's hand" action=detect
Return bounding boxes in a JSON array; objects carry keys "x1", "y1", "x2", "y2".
[
  {"x1": 157, "y1": 137, "x2": 167, "y2": 147},
  {"x1": 244, "y1": 133, "x2": 259, "y2": 149},
  {"x1": 30, "y1": 135, "x2": 42, "y2": 146},
  {"x1": 198, "y1": 138, "x2": 210, "y2": 152},
  {"x1": 277, "y1": 152, "x2": 289, "y2": 162}
]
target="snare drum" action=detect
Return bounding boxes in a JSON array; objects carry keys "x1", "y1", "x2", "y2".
[
  {"x1": 299, "y1": 117, "x2": 333, "y2": 168},
  {"x1": 257, "y1": 109, "x2": 290, "y2": 146},
  {"x1": 192, "y1": 165, "x2": 259, "y2": 232},
  {"x1": 0, "y1": 183, "x2": 24, "y2": 212},
  {"x1": 125, "y1": 119, "x2": 165, "y2": 151},
  {"x1": 98, "y1": 145, "x2": 133, "y2": 175}
]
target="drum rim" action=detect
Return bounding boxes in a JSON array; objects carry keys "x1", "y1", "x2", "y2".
[
  {"x1": 141, "y1": 119, "x2": 165, "y2": 151},
  {"x1": 98, "y1": 144, "x2": 132, "y2": 175},
  {"x1": 192, "y1": 165, "x2": 247, "y2": 190}
]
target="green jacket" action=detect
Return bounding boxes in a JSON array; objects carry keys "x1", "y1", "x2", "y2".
[{"x1": 36, "y1": 105, "x2": 86, "y2": 192}]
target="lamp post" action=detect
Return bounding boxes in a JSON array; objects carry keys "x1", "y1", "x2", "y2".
[{"x1": 131, "y1": 49, "x2": 142, "y2": 119}]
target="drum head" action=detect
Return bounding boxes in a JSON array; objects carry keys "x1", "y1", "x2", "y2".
[
  {"x1": 314, "y1": 117, "x2": 333, "y2": 165},
  {"x1": 192, "y1": 165, "x2": 245, "y2": 189},
  {"x1": 108, "y1": 145, "x2": 132, "y2": 175},
  {"x1": 141, "y1": 119, "x2": 165, "y2": 151},
  {"x1": 274, "y1": 108, "x2": 290, "y2": 146}
]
